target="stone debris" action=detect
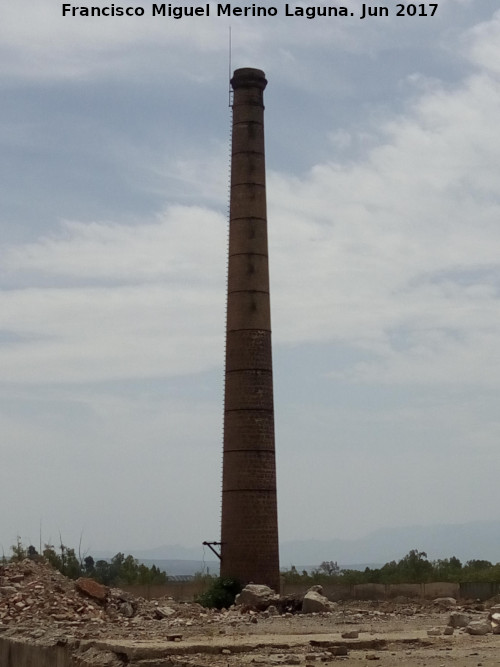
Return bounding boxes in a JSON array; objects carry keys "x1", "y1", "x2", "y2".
[
  {"x1": 251, "y1": 654, "x2": 301, "y2": 665},
  {"x1": 0, "y1": 558, "x2": 209, "y2": 642},
  {"x1": 433, "y1": 597, "x2": 457, "y2": 609},
  {"x1": 489, "y1": 611, "x2": 500, "y2": 634},
  {"x1": 0, "y1": 559, "x2": 108, "y2": 628},
  {"x1": 448, "y1": 611, "x2": 470, "y2": 628},
  {"x1": 75, "y1": 577, "x2": 109, "y2": 601},
  {"x1": 73, "y1": 646, "x2": 124, "y2": 666},
  {"x1": 235, "y1": 584, "x2": 279, "y2": 611},
  {"x1": 466, "y1": 620, "x2": 491, "y2": 636},
  {"x1": 302, "y1": 586, "x2": 337, "y2": 614}
]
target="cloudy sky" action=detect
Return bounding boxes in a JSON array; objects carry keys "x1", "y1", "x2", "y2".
[{"x1": 1, "y1": 0, "x2": 499, "y2": 562}]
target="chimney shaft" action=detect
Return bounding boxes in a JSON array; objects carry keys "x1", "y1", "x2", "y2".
[{"x1": 220, "y1": 68, "x2": 280, "y2": 590}]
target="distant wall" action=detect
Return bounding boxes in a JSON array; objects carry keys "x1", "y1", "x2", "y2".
[
  {"x1": 120, "y1": 580, "x2": 463, "y2": 602},
  {"x1": 120, "y1": 579, "x2": 210, "y2": 601},
  {"x1": 283, "y1": 581, "x2": 460, "y2": 601},
  {"x1": 120, "y1": 580, "x2": 500, "y2": 603},
  {"x1": 460, "y1": 582, "x2": 500, "y2": 601}
]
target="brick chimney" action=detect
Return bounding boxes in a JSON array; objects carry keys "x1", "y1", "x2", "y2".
[{"x1": 220, "y1": 68, "x2": 280, "y2": 591}]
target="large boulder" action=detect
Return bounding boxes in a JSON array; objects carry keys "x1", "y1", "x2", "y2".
[
  {"x1": 155, "y1": 605, "x2": 176, "y2": 619},
  {"x1": 302, "y1": 587, "x2": 337, "y2": 614},
  {"x1": 75, "y1": 578, "x2": 108, "y2": 602},
  {"x1": 448, "y1": 611, "x2": 470, "y2": 628},
  {"x1": 235, "y1": 584, "x2": 279, "y2": 610},
  {"x1": 466, "y1": 620, "x2": 491, "y2": 636}
]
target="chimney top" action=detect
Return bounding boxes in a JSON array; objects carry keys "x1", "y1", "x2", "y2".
[{"x1": 231, "y1": 68, "x2": 267, "y2": 91}]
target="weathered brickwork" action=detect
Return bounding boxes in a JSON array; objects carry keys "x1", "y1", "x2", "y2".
[
  {"x1": 224, "y1": 370, "x2": 274, "y2": 411},
  {"x1": 222, "y1": 450, "x2": 277, "y2": 490},
  {"x1": 221, "y1": 489, "x2": 279, "y2": 587},
  {"x1": 227, "y1": 253, "x2": 270, "y2": 292},
  {"x1": 226, "y1": 291, "x2": 271, "y2": 330},
  {"x1": 225, "y1": 330, "x2": 272, "y2": 371},
  {"x1": 221, "y1": 68, "x2": 280, "y2": 591},
  {"x1": 223, "y1": 410, "x2": 275, "y2": 451},
  {"x1": 228, "y1": 218, "x2": 269, "y2": 256}
]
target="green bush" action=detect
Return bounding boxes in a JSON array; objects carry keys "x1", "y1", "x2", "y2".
[{"x1": 196, "y1": 577, "x2": 242, "y2": 609}]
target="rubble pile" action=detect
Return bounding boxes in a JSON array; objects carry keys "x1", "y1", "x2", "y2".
[
  {"x1": 0, "y1": 559, "x2": 108, "y2": 628},
  {"x1": 0, "y1": 559, "x2": 212, "y2": 641}
]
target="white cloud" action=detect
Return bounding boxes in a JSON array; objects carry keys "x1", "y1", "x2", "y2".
[
  {"x1": 3, "y1": 206, "x2": 226, "y2": 282},
  {"x1": 0, "y1": 206, "x2": 226, "y2": 383},
  {"x1": 465, "y1": 9, "x2": 500, "y2": 75},
  {"x1": 265, "y1": 52, "x2": 500, "y2": 386}
]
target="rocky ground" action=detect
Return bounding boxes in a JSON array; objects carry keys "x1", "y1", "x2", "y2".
[{"x1": 2, "y1": 559, "x2": 500, "y2": 666}]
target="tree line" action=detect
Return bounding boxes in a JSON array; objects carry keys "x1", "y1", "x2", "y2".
[
  {"x1": 5, "y1": 539, "x2": 168, "y2": 586},
  {"x1": 283, "y1": 549, "x2": 500, "y2": 585}
]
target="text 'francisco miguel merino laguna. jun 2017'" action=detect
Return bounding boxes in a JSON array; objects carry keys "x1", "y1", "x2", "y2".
[{"x1": 61, "y1": 4, "x2": 439, "y2": 19}]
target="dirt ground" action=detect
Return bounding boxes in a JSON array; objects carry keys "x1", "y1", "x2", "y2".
[
  {"x1": 2, "y1": 559, "x2": 500, "y2": 665},
  {"x1": 147, "y1": 612, "x2": 500, "y2": 667},
  {"x1": 87, "y1": 611, "x2": 500, "y2": 667}
]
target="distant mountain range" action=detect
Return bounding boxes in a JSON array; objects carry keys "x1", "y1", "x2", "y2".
[{"x1": 95, "y1": 520, "x2": 500, "y2": 577}]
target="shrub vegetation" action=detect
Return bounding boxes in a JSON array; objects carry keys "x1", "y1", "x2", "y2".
[
  {"x1": 196, "y1": 577, "x2": 242, "y2": 609},
  {"x1": 5, "y1": 538, "x2": 168, "y2": 586},
  {"x1": 282, "y1": 549, "x2": 500, "y2": 585}
]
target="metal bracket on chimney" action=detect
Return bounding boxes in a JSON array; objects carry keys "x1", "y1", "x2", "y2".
[{"x1": 202, "y1": 541, "x2": 222, "y2": 560}]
